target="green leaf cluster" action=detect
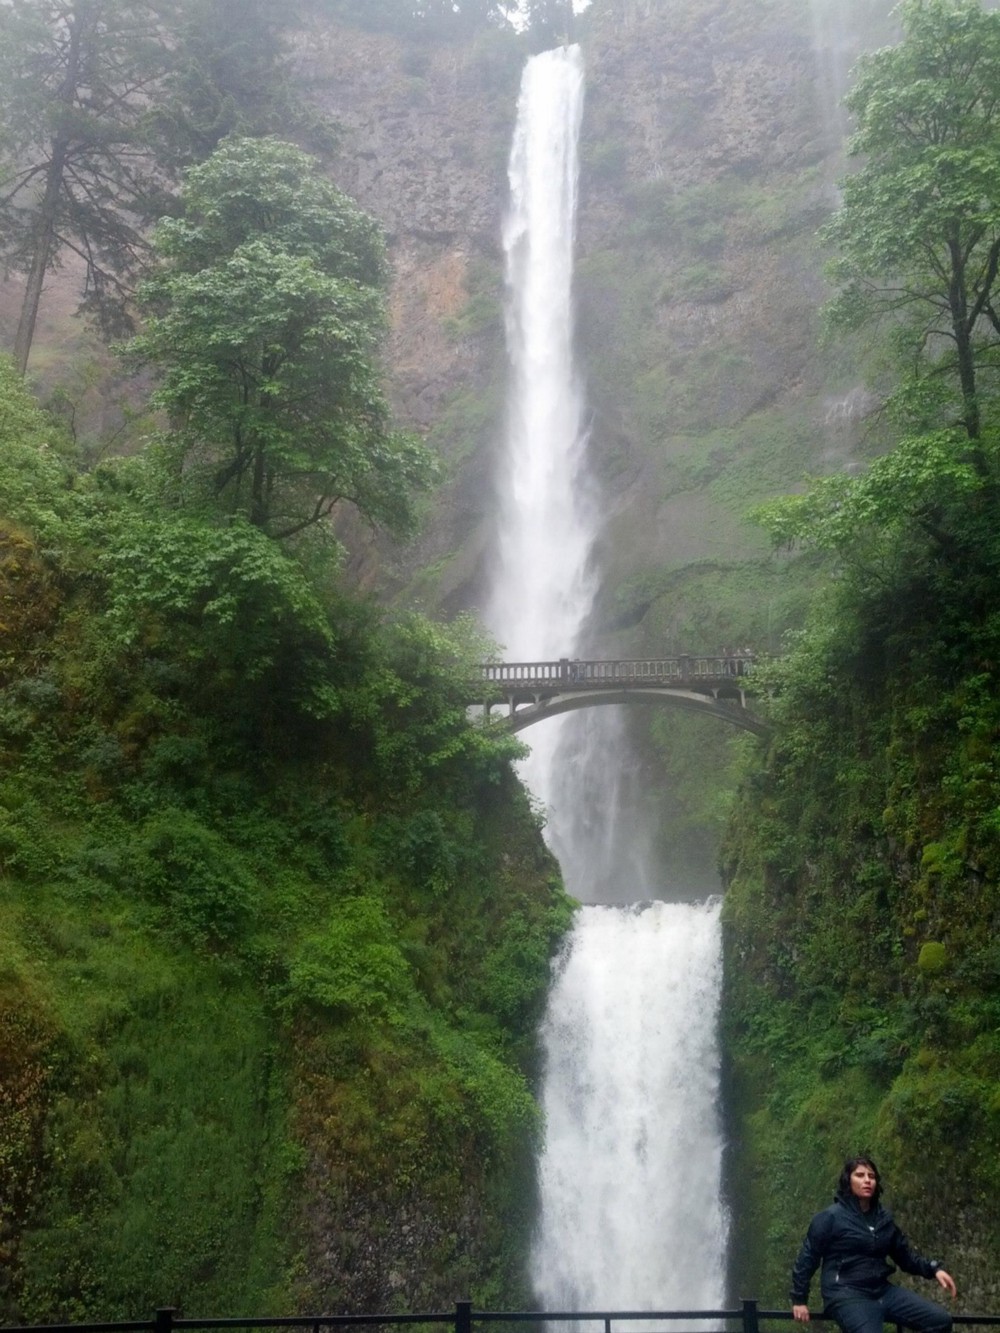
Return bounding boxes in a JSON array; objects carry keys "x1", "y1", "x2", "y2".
[{"x1": 822, "y1": 0, "x2": 1000, "y2": 443}]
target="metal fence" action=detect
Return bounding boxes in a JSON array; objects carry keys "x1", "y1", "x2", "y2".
[
  {"x1": 478, "y1": 657, "x2": 756, "y2": 690},
  {"x1": 7, "y1": 1302, "x2": 1000, "y2": 1333}
]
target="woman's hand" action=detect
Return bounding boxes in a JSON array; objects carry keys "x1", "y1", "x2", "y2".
[
  {"x1": 792, "y1": 1306, "x2": 811, "y2": 1323},
  {"x1": 935, "y1": 1269, "x2": 957, "y2": 1299}
]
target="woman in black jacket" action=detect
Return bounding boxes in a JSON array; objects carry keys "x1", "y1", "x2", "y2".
[{"x1": 790, "y1": 1155, "x2": 957, "y2": 1333}]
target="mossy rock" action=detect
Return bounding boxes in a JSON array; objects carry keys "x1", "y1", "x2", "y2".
[{"x1": 917, "y1": 941, "x2": 947, "y2": 975}]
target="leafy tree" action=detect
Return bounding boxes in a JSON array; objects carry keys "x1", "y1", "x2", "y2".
[
  {"x1": 128, "y1": 136, "x2": 437, "y2": 540},
  {"x1": 823, "y1": 0, "x2": 1000, "y2": 456},
  {"x1": 99, "y1": 512, "x2": 344, "y2": 723},
  {"x1": 752, "y1": 428, "x2": 986, "y2": 569},
  {"x1": 0, "y1": 0, "x2": 171, "y2": 373},
  {"x1": 760, "y1": 1, "x2": 1000, "y2": 589}
]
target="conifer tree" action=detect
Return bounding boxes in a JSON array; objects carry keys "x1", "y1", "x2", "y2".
[
  {"x1": 149, "y1": 0, "x2": 334, "y2": 174},
  {"x1": 0, "y1": 0, "x2": 170, "y2": 373}
]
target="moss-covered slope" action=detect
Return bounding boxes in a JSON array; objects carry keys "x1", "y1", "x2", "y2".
[
  {"x1": 0, "y1": 360, "x2": 572, "y2": 1321},
  {"x1": 720, "y1": 503, "x2": 1000, "y2": 1312}
]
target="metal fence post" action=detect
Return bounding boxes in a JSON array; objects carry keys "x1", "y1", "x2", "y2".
[
  {"x1": 456, "y1": 1299, "x2": 473, "y2": 1333},
  {"x1": 742, "y1": 1298, "x2": 760, "y2": 1333},
  {"x1": 155, "y1": 1309, "x2": 176, "y2": 1333}
]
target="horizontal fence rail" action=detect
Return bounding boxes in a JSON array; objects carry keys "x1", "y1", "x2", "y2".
[
  {"x1": 8, "y1": 1302, "x2": 1000, "y2": 1333},
  {"x1": 478, "y1": 656, "x2": 757, "y2": 692}
]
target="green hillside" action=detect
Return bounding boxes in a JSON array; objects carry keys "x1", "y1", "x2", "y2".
[{"x1": 721, "y1": 0, "x2": 1000, "y2": 1310}]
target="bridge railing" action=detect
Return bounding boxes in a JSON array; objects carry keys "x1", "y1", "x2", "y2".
[
  {"x1": 8, "y1": 1303, "x2": 1000, "y2": 1333},
  {"x1": 479, "y1": 656, "x2": 755, "y2": 689}
]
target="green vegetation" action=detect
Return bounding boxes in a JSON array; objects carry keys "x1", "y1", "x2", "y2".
[
  {"x1": 443, "y1": 259, "x2": 504, "y2": 346},
  {"x1": 0, "y1": 340, "x2": 571, "y2": 1319},
  {"x1": 823, "y1": 0, "x2": 1000, "y2": 447},
  {"x1": 722, "y1": 1, "x2": 1000, "y2": 1309},
  {"x1": 628, "y1": 175, "x2": 826, "y2": 254},
  {"x1": 0, "y1": 112, "x2": 571, "y2": 1315}
]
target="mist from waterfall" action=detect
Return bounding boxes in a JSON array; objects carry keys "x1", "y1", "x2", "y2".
[
  {"x1": 486, "y1": 46, "x2": 728, "y2": 1314},
  {"x1": 807, "y1": 0, "x2": 1000, "y2": 134},
  {"x1": 806, "y1": 0, "x2": 900, "y2": 139}
]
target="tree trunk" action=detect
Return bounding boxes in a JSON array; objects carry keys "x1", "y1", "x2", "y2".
[
  {"x1": 955, "y1": 323, "x2": 981, "y2": 443},
  {"x1": 948, "y1": 233, "x2": 984, "y2": 470},
  {"x1": 12, "y1": 2, "x2": 89, "y2": 374},
  {"x1": 13, "y1": 139, "x2": 69, "y2": 375}
]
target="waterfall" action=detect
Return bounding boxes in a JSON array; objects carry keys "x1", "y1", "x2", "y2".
[
  {"x1": 487, "y1": 43, "x2": 594, "y2": 816},
  {"x1": 531, "y1": 902, "x2": 727, "y2": 1312},
  {"x1": 486, "y1": 47, "x2": 728, "y2": 1313}
]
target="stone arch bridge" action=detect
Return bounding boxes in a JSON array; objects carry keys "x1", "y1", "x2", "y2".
[{"x1": 473, "y1": 655, "x2": 768, "y2": 736}]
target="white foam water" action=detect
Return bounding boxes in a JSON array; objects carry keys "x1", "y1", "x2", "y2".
[{"x1": 530, "y1": 901, "x2": 728, "y2": 1313}]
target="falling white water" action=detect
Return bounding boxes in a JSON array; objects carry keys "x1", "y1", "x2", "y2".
[
  {"x1": 807, "y1": 0, "x2": 861, "y2": 140},
  {"x1": 531, "y1": 902, "x2": 728, "y2": 1312},
  {"x1": 487, "y1": 43, "x2": 594, "y2": 813},
  {"x1": 486, "y1": 47, "x2": 728, "y2": 1315}
]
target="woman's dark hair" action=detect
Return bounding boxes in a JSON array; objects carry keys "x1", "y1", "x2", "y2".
[{"x1": 837, "y1": 1155, "x2": 882, "y2": 1208}]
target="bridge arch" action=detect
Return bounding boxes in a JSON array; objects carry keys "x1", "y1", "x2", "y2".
[{"x1": 501, "y1": 686, "x2": 768, "y2": 735}]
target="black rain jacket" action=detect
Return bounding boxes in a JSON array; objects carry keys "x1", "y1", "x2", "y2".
[{"x1": 790, "y1": 1194, "x2": 942, "y2": 1308}]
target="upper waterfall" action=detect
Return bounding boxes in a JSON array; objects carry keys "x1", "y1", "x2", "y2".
[
  {"x1": 486, "y1": 43, "x2": 595, "y2": 816},
  {"x1": 487, "y1": 44, "x2": 594, "y2": 661}
]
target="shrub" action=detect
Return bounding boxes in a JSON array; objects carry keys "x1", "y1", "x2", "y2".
[{"x1": 132, "y1": 809, "x2": 256, "y2": 946}]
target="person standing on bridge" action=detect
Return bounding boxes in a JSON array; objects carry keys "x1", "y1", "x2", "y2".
[{"x1": 791, "y1": 1155, "x2": 956, "y2": 1333}]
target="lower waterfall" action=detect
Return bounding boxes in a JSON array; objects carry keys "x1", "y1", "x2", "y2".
[{"x1": 530, "y1": 900, "x2": 728, "y2": 1311}]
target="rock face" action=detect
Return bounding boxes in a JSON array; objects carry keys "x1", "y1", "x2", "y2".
[
  {"x1": 297, "y1": 0, "x2": 883, "y2": 649},
  {"x1": 573, "y1": 0, "x2": 831, "y2": 639},
  {"x1": 294, "y1": 18, "x2": 520, "y2": 603}
]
